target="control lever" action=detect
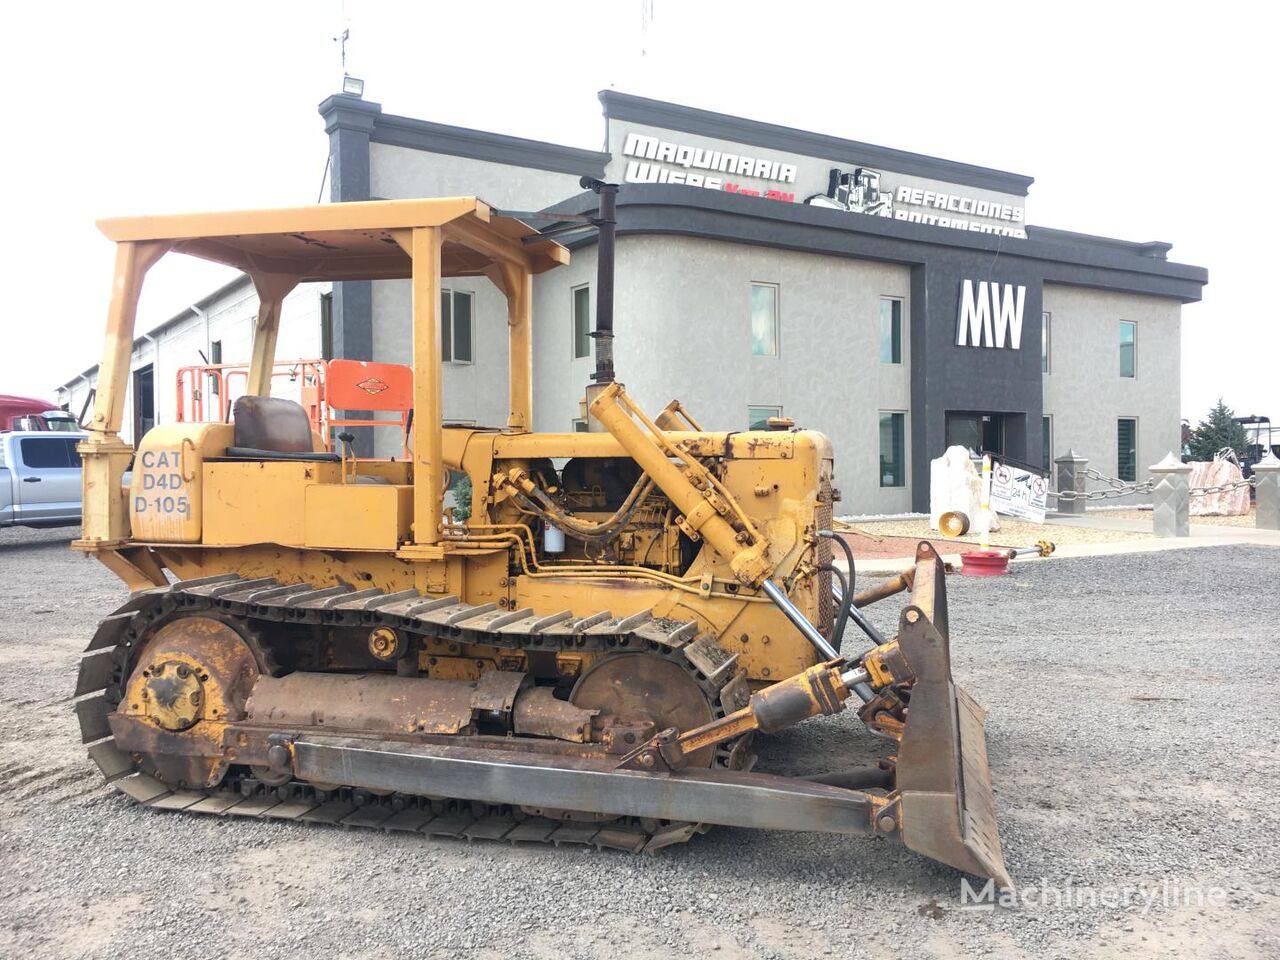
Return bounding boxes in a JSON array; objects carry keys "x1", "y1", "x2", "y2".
[{"x1": 337, "y1": 431, "x2": 356, "y2": 483}]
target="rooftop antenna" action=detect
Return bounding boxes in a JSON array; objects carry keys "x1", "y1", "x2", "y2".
[
  {"x1": 334, "y1": 24, "x2": 364, "y2": 97},
  {"x1": 640, "y1": 0, "x2": 653, "y2": 58},
  {"x1": 335, "y1": 27, "x2": 349, "y2": 75}
]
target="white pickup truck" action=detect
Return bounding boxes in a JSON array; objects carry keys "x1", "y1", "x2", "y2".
[{"x1": 0, "y1": 431, "x2": 88, "y2": 529}]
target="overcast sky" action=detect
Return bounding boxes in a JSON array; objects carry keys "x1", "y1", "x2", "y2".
[{"x1": 2, "y1": 0, "x2": 1274, "y2": 425}]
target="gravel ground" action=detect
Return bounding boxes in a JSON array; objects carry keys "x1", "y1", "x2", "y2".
[
  {"x1": 1103, "y1": 508, "x2": 1259, "y2": 528},
  {"x1": 1, "y1": 525, "x2": 1277, "y2": 959}
]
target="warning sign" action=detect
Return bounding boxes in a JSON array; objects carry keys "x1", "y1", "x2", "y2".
[{"x1": 990, "y1": 461, "x2": 1048, "y2": 523}]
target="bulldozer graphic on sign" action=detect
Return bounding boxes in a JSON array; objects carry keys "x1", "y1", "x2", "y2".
[{"x1": 807, "y1": 166, "x2": 895, "y2": 217}]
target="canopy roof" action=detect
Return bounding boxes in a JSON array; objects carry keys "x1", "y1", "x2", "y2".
[{"x1": 96, "y1": 197, "x2": 568, "y2": 281}]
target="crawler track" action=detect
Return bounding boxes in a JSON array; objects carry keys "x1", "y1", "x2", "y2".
[{"x1": 74, "y1": 574, "x2": 753, "y2": 854}]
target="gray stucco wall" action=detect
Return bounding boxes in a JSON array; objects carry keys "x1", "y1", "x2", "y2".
[
  {"x1": 1042, "y1": 284, "x2": 1182, "y2": 497},
  {"x1": 369, "y1": 275, "x2": 512, "y2": 456},
  {"x1": 370, "y1": 143, "x2": 587, "y2": 210},
  {"x1": 533, "y1": 235, "x2": 914, "y2": 514}
]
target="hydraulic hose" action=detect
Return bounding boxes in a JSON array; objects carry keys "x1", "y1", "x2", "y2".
[
  {"x1": 817, "y1": 564, "x2": 848, "y2": 652},
  {"x1": 818, "y1": 530, "x2": 855, "y2": 649}
]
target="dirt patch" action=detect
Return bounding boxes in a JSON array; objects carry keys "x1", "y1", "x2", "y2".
[
  {"x1": 840, "y1": 516, "x2": 1151, "y2": 549},
  {"x1": 836, "y1": 530, "x2": 999, "y2": 561}
]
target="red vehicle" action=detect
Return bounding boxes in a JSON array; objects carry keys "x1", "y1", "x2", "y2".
[{"x1": 0, "y1": 394, "x2": 78, "y2": 432}]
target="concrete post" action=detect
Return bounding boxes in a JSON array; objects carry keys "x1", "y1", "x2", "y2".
[
  {"x1": 1054, "y1": 450, "x2": 1088, "y2": 516},
  {"x1": 1253, "y1": 452, "x2": 1280, "y2": 530},
  {"x1": 1149, "y1": 452, "x2": 1191, "y2": 538}
]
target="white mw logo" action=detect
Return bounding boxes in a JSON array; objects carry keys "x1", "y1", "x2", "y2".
[{"x1": 957, "y1": 279, "x2": 1027, "y2": 349}]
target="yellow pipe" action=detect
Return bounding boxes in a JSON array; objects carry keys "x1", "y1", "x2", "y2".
[
  {"x1": 77, "y1": 239, "x2": 169, "y2": 546},
  {"x1": 245, "y1": 272, "x2": 298, "y2": 397},
  {"x1": 411, "y1": 227, "x2": 445, "y2": 545},
  {"x1": 504, "y1": 263, "x2": 533, "y2": 432}
]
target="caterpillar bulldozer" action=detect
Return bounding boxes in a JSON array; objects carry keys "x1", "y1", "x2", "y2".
[{"x1": 71, "y1": 182, "x2": 1010, "y2": 887}]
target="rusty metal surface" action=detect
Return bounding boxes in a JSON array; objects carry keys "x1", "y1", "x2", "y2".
[
  {"x1": 851, "y1": 567, "x2": 915, "y2": 609},
  {"x1": 470, "y1": 669, "x2": 528, "y2": 715},
  {"x1": 247, "y1": 672, "x2": 476, "y2": 735},
  {"x1": 892, "y1": 551, "x2": 1011, "y2": 888},
  {"x1": 907, "y1": 541, "x2": 949, "y2": 642},
  {"x1": 512, "y1": 686, "x2": 597, "y2": 743},
  {"x1": 289, "y1": 734, "x2": 881, "y2": 836},
  {"x1": 116, "y1": 615, "x2": 265, "y2": 789},
  {"x1": 571, "y1": 653, "x2": 717, "y2": 767}
]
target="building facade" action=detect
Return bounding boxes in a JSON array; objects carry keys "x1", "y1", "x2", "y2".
[{"x1": 60, "y1": 90, "x2": 1207, "y2": 514}]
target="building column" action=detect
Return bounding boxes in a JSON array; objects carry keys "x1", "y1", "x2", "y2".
[
  {"x1": 318, "y1": 93, "x2": 382, "y2": 454},
  {"x1": 908, "y1": 264, "x2": 930, "y2": 513}
]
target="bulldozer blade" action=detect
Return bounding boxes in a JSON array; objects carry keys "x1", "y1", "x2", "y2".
[{"x1": 893, "y1": 541, "x2": 1012, "y2": 889}]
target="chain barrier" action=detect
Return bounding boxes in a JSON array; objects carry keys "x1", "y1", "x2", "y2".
[
  {"x1": 1048, "y1": 467, "x2": 1154, "y2": 502},
  {"x1": 1048, "y1": 466, "x2": 1258, "y2": 501},
  {"x1": 1188, "y1": 476, "x2": 1257, "y2": 497}
]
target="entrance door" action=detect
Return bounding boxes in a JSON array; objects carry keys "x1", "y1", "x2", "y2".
[
  {"x1": 133, "y1": 365, "x2": 155, "y2": 442},
  {"x1": 945, "y1": 412, "x2": 1005, "y2": 457}
]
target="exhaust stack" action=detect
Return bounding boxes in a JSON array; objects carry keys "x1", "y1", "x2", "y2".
[{"x1": 580, "y1": 177, "x2": 618, "y2": 387}]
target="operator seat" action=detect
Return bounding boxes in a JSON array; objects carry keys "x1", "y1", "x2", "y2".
[{"x1": 225, "y1": 396, "x2": 340, "y2": 462}]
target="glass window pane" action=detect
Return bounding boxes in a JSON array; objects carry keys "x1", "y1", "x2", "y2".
[
  {"x1": 879, "y1": 298, "x2": 901, "y2": 364},
  {"x1": 21, "y1": 438, "x2": 70, "y2": 468},
  {"x1": 748, "y1": 405, "x2": 781, "y2": 430},
  {"x1": 750, "y1": 284, "x2": 777, "y2": 356},
  {"x1": 1042, "y1": 416, "x2": 1051, "y2": 472},
  {"x1": 440, "y1": 290, "x2": 452, "y2": 362},
  {"x1": 573, "y1": 286, "x2": 591, "y2": 359},
  {"x1": 1117, "y1": 418, "x2": 1137, "y2": 482},
  {"x1": 453, "y1": 292, "x2": 473, "y2": 363},
  {"x1": 1041, "y1": 312, "x2": 1050, "y2": 374},
  {"x1": 879, "y1": 413, "x2": 905, "y2": 487},
  {"x1": 1119, "y1": 321, "x2": 1135, "y2": 378}
]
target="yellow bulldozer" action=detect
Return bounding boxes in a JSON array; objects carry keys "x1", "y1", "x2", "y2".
[{"x1": 72, "y1": 182, "x2": 1009, "y2": 887}]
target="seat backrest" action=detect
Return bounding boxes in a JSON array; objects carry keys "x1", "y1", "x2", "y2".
[
  {"x1": 326, "y1": 359, "x2": 414, "y2": 412},
  {"x1": 232, "y1": 396, "x2": 315, "y2": 453}
]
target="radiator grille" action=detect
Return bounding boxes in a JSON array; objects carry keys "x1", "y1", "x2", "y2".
[{"x1": 816, "y1": 477, "x2": 834, "y2": 639}]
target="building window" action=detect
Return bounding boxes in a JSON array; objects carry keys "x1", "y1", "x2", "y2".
[
  {"x1": 1117, "y1": 418, "x2": 1137, "y2": 482},
  {"x1": 441, "y1": 290, "x2": 474, "y2": 364},
  {"x1": 750, "y1": 283, "x2": 778, "y2": 356},
  {"x1": 572, "y1": 418, "x2": 589, "y2": 433},
  {"x1": 879, "y1": 297, "x2": 902, "y2": 364},
  {"x1": 748, "y1": 405, "x2": 782, "y2": 430},
  {"x1": 1119, "y1": 320, "x2": 1135, "y2": 378},
  {"x1": 1042, "y1": 416, "x2": 1052, "y2": 472},
  {"x1": 1041, "y1": 312, "x2": 1051, "y2": 374},
  {"x1": 879, "y1": 412, "x2": 906, "y2": 487},
  {"x1": 572, "y1": 285, "x2": 591, "y2": 360}
]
